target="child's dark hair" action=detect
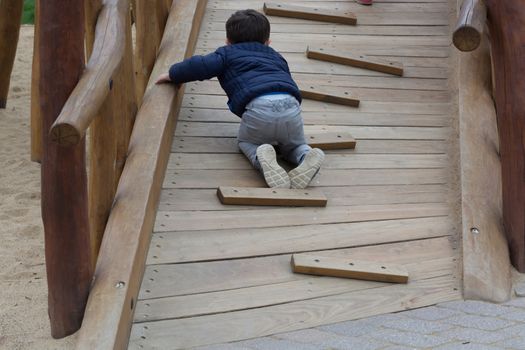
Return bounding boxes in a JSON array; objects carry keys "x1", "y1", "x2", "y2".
[{"x1": 226, "y1": 9, "x2": 270, "y2": 44}]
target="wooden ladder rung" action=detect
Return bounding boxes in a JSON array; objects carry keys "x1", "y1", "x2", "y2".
[
  {"x1": 217, "y1": 186, "x2": 328, "y2": 207},
  {"x1": 300, "y1": 88, "x2": 360, "y2": 107},
  {"x1": 307, "y1": 46, "x2": 404, "y2": 76},
  {"x1": 306, "y1": 132, "x2": 356, "y2": 150},
  {"x1": 263, "y1": 3, "x2": 357, "y2": 25},
  {"x1": 291, "y1": 254, "x2": 409, "y2": 283}
]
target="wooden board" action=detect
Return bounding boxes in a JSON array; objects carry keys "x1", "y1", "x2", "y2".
[
  {"x1": 217, "y1": 186, "x2": 328, "y2": 207},
  {"x1": 263, "y1": 2, "x2": 357, "y2": 25},
  {"x1": 299, "y1": 88, "x2": 360, "y2": 107},
  {"x1": 291, "y1": 253, "x2": 409, "y2": 283},
  {"x1": 307, "y1": 46, "x2": 404, "y2": 76},
  {"x1": 307, "y1": 132, "x2": 356, "y2": 150}
]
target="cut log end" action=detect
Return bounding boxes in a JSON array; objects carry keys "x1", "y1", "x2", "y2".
[
  {"x1": 453, "y1": 26, "x2": 482, "y2": 52},
  {"x1": 50, "y1": 123, "x2": 82, "y2": 146}
]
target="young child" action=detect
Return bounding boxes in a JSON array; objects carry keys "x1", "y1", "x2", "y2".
[{"x1": 156, "y1": 9, "x2": 324, "y2": 189}]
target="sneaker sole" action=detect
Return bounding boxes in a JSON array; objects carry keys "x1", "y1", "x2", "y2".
[
  {"x1": 257, "y1": 145, "x2": 290, "y2": 188},
  {"x1": 289, "y1": 149, "x2": 325, "y2": 189}
]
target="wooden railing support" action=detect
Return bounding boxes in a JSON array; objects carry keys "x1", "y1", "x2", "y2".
[
  {"x1": 39, "y1": 0, "x2": 92, "y2": 338},
  {"x1": 0, "y1": 0, "x2": 23, "y2": 108},
  {"x1": 31, "y1": 0, "x2": 42, "y2": 162},
  {"x1": 485, "y1": 0, "x2": 525, "y2": 272},
  {"x1": 453, "y1": 0, "x2": 486, "y2": 52}
]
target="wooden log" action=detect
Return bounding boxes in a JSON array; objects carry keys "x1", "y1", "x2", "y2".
[
  {"x1": 49, "y1": 0, "x2": 128, "y2": 146},
  {"x1": 217, "y1": 186, "x2": 328, "y2": 207},
  {"x1": 30, "y1": 0, "x2": 42, "y2": 162},
  {"x1": 75, "y1": 1, "x2": 208, "y2": 348},
  {"x1": 39, "y1": 0, "x2": 92, "y2": 338},
  {"x1": 485, "y1": 0, "x2": 525, "y2": 272},
  {"x1": 85, "y1": 0, "x2": 103, "y2": 57},
  {"x1": 157, "y1": 0, "x2": 170, "y2": 35},
  {"x1": 135, "y1": 0, "x2": 161, "y2": 104},
  {"x1": 306, "y1": 132, "x2": 356, "y2": 150},
  {"x1": 306, "y1": 46, "x2": 404, "y2": 76},
  {"x1": 263, "y1": 3, "x2": 357, "y2": 25},
  {"x1": 300, "y1": 88, "x2": 360, "y2": 107},
  {"x1": 453, "y1": 0, "x2": 486, "y2": 52},
  {"x1": 291, "y1": 254, "x2": 409, "y2": 283},
  {"x1": 0, "y1": 0, "x2": 23, "y2": 108}
]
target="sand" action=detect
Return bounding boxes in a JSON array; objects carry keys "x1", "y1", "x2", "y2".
[{"x1": 0, "y1": 26, "x2": 76, "y2": 349}]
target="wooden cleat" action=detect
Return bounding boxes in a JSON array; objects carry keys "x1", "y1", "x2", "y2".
[
  {"x1": 300, "y1": 88, "x2": 360, "y2": 107},
  {"x1": 217, "y1": 186, "x2": 328, "y2": 207},
  {"x1": 306, "y1": 132, "x2": 356, "y2": 150},
  {"x1": 263, "y1": 3, "x2": 357, "y2": 25}
]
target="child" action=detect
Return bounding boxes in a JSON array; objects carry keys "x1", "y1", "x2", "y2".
[{"x1": 156, "y1": 9, "x2": 324, "y2": 189}]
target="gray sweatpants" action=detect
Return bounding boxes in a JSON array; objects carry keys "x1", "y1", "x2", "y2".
[{"x1": 238, "y1": 94, "x2": 312, "y2": 171}]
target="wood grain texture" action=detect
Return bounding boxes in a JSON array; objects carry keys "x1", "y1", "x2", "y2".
[
  {"x1": 75, "y1": 1, "x2": 208, "y2": 348},
  {"x1": 0, "y1": 0, "x2": 23, "y2": 108},
  {"x1": 453, "y1": 0, "x2": 486, "y2": 52},
  {"x1": 292, "y1": 254, "x2": 409, "y2": 283},
  {"x1": 217, "y1": 186, "x2": 327, "y2": 206},
  {"x1": 39, "y1": 0, "x2": 92, "y2": 338},
  {"x1": 486, "y1": 0, "x2": 525, "y2": 272},
  {"x1": 307, "y1": 46, "x2": 404, "y2": 76},
  {"x1": 263, "y1": 2, "x2": 356, "y2": 25}
]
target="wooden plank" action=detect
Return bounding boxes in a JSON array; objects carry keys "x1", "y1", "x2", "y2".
[
  {"x1": 0, "y1": 0, "x2": 23, "y2": 108},
  {"x1": 30, "y1": 0, "x2": 42, "y2": 162},
  {"x1": 142, "y1": 236, "x2": 456, "y2": 297},
  {"x1": 299, "y1": 88, "x2": 360, "y2": 107},
  {"x1": 75, "y1": 1, "x2": 208, "y2": 349},
  {"x1": 458, "y1": 37, "x2": 511, "y2": 301},
  {"x1": 164, "y1": 168, "x2": 450, "y2": 188},
  {"x1": 129, "y1": 276, "x2": 460, "y2": 349},
  {"x1": 158, "y1": 185, "x2": 448, "y2": 211},
  {"x1": 217, "y1": 186, "x2": 328, "y2": 207},
  {"x1": 307, "y1": 46, "x2": 404, "y2": 76},
  {"x1": 291, "y1": 254, "x2": 409, "y2": 283},
  {"x1": 135, "y1": 257, "x2": 452, "y2": 321},
  {"x1": 147, "y1": 216, "x2": 454, "y2": 266},
  {"x1": 307, "y1": 132, "x2": 356, "y2": 150},
  {"x1": 263, "y1": 2, "x2": 356, "y2": 25}
]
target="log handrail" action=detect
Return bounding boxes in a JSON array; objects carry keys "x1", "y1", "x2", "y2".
[
  {"x1": 49, "y1": 0, "x2": 127, "y2": 147},
  {"x1": 453, "y1": 0, "x2": 487, "y2": 52}
]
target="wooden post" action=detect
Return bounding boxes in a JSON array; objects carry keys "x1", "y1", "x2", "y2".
[
  {"x1": 31, "y1": 0, "x2": 42, "y2": 162},
  {"x1": 0, "y1": 0, "x2": 23, "y2": 108},
  {"x1": 39, "y1": 0, "x2": 92, "y2": 338},
  {"x1": 135, "y1": 0, "x2": 161, "y2": 104},
  {"x1": 485, "y1": 0, "x2": 525, "y2": 271},
  {"x1": 453, "y1": 0, "x2": 487, "y2": 52}
]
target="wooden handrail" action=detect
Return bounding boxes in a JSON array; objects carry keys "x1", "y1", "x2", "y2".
[
  {"x1": 49, "y1": 0, "x2": 128, "y2": 146},
  {"x1": 453, "y1": 0, "x2": 486, "y2": 52}
]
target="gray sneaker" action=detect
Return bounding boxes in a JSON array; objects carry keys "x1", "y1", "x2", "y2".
[
  {"x1": 256, "y1": 144, "x2": 291, "y2": 188},
  {"x1": 289, "y1": 148, "x2": 325, "y2": 189}
]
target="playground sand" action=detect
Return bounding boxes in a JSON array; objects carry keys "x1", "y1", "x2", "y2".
[{"x1": 0, "y1": 26, "x2": 76, "y2": 349}]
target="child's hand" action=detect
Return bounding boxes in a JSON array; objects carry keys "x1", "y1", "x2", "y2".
[{"x1": 156, "y1": 73, "x2": 172, "y2": 84}]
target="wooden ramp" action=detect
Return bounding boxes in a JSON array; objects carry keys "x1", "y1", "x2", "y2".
[{"x1": 129, "y1": 0, "x2": 461, "y2": 348}]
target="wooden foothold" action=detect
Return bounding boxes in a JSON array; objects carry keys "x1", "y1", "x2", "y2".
[
  {"x1": 217, "y1": 186, "x2": 328, "y2": 207},
  {"x1": 291, "y1": 254, "x2": 409, "y2": 283},
  {"x1": 306, "y1": 132, "x2": 356, "y2": 150},
  {"x1": 300, "y1": 88, "x2": 360, "y2": 107},
  {"x1": 263, "y1": 3, "x2": 357, "y2": 25},
  {"x1": 306, "y1": 46, "x2": 404, "y2": 76}
]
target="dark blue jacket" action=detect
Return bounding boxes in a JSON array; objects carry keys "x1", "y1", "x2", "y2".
[{"x1": 168, "y1": 42, "x2": 302, "y2": 117}]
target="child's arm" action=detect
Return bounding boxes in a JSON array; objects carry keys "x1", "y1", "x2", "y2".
[{"x1": 156, "y1": 52, "x2": 225, "y2": 85}]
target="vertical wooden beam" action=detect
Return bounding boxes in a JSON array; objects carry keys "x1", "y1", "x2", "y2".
[
  {"x1": 39, "y1": 0, "x2": 92, "y2": 338},
  {"x1": 135, "y1": 0, "x2": 160, "y2": 104},
  {"x1": 156, "y1": 0, "x2": 170, "y2": 34},
  {"x1": 0, "y1": 0, "x2": 24, "y2": 108},
  {"x1": 485, "y1": 0, "x2": 525, "y2": 272},
  {"x1": 31, "y1": 0, "x2": 42, "y2": 162},
  {"x1": 453, "y1": 0, "x2": 487, "y2": 52},
  {"x1": 85, "y1": 0, "x2": 103, "y2": 57}
]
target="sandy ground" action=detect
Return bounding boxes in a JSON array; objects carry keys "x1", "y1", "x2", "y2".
[{"x1": 0, "y1": 26, "x2": 75, "y2": 349}]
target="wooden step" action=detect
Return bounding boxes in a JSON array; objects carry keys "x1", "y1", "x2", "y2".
[
  {"x1": 300, "y1": 88, "x2": 360, "y2": 107},
  {"x1": 306, "y1": 132, "x2": 356, "y2": 150},
  {"x1": 307, "y1": 46, "x2": 404, "y2": 76},
  {"x1": 263, "y1": 3, "x2": 357, "y2": 25},
  {"x1": 292, "y1": 253, "x2": 409, "y2": 283},
  {"x1": 217, "y1": 186, "x2": 328, "y2": 207}
]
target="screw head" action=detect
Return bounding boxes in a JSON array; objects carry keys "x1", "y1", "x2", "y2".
[
  {"x1": 115, "y1": 281, "x2": 126, "y2": 289},
  {"x1": 470, "y1": 227, "x2": 480, "y2": 234}
]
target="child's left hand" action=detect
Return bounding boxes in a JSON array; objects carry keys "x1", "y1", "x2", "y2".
[{"x1": 156, "y1": 73, "x2": 172, "y2": 84}]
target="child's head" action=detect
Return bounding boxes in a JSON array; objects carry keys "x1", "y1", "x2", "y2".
[{"x1": 226, "y1": 9, "x2": 270, "y2": 45}]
